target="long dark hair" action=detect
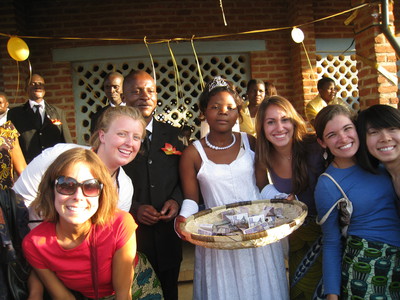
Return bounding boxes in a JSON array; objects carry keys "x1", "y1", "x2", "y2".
[
  {"x1": 357, "y1": 104, "x2": 400, "y2": 173},
  {"x1": 255, "y1": 96, "x2": 315, "y2": 194}
]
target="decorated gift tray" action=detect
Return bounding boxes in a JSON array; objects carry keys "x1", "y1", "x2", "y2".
[{"x1": 180, "y1": 199, "x2": 308, "y2": 250}]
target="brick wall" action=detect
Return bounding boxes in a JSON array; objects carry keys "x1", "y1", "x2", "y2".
[
  {"x1": 287, "y1": 0, "x2": 317, "y2": 115},
  {"x1": 351, "y1": 0, "x2": 398, "y2": 108},
  {"x1": 0, "y1": 0, "x2": 385, "y2": 140},
  {"x1": 313, "y1": 0, "x2": 356, "y2": 38}
]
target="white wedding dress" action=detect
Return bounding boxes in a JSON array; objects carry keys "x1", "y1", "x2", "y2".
[{"x1": 192, "y1": 133, "x2": 289, "y2": 300}]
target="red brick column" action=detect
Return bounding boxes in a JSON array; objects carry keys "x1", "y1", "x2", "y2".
[
  {"x1": 287, "y1": 0, "x2": 317, "y2": 116},
  {"x1": 351, "y1": 0, "x2": 398, "y2": 108}
]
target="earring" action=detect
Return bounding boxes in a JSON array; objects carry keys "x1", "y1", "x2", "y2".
[{"x1": 323, "y1": 150, "x2": 328, "y2": 160}]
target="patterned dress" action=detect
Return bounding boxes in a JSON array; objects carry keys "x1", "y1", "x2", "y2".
[{"x1": 0, "y1": 121, "x2": 19, "y2": 189}]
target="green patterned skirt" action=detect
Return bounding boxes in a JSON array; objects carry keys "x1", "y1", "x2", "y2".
[
  {"x1": 341, "y1": 236, "x2": 400, "y2": 300},
  {"x1": 131, "y1": 251, "x2": 163, "y2": 300}
]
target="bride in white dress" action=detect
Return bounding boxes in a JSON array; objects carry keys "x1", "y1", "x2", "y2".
[{"x1": 176, "y1": 76, "x2": 289, "y2": 300}]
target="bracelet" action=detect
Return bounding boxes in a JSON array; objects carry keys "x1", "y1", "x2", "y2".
[{"x1": 179, "y1": 199, "x2": 199, "y2": 218}]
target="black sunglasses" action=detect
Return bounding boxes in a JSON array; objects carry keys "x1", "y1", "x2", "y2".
[{"x1": 55, "y1": 176, "x2": 103, "y2": 197}]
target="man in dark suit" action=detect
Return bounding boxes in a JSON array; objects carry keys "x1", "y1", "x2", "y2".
[
  {"x1": 122, "y1": 70, "x2": 184, "y2": 300},
  {"x1": 8, "y1": 74, "x2": 72, "y2": 163},
  {"x1": 89, "y1": 71, "x2": 125, "y2": 133}
]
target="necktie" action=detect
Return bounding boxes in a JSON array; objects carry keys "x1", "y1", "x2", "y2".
[
  {"x1": 34, "y1": 105, "x2": 42, "y2": 128},
  {"x1": 143, "y1": 130, "x2": 151, "y2": 153}
]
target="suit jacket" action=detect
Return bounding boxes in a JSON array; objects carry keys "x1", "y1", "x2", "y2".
[
  {"x1": 90, "y1": 104, "x2": 110, "y2": 134},
  {"x1": 123, "y1": 119, "x2": 184, "y2": 272},
  {"x1": 8, "y1": 101, "x2": 72, "y2": 163}
]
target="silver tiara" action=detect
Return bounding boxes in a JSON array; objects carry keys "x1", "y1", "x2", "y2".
[{"x1": 208, "y1": 76, "x2": 228, "y2": 92}]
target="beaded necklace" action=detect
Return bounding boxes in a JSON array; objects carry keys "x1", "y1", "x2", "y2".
[{"x1": 205, "y1": 133, "x2": 236, "y2": 150}]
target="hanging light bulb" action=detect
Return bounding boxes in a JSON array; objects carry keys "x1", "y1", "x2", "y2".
[{"x1": 291, "y1": 27, "x2": 305, "y2": 43}]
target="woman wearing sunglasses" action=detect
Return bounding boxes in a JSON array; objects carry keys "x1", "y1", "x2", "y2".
[
  {"x1": 13, "y1": 105, "x2": 145, "y2": 225},
  {"x1": 17, "y1": 105, "x2": 162, "y2": 299},
  {"x1": 23, "y1": 148, "x2": 137, "y2": 299}
]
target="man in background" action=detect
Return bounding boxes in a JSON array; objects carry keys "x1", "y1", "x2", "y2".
[
  {"x1": 90, "y1": 71, "x2": 125, "y2": 133},
  {"x1": 306, "y1": 77, "x2": 349, "y2": 126},
  {"x1": 7, "y1": 74, "x2": 72, "y2": 163}
]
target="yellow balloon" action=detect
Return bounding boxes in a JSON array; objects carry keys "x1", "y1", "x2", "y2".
[{"x1": 7, "y1": 37, "x2": 30, "y2": 61}]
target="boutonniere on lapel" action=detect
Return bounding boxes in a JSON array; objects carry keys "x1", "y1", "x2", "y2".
[
  {"x1": 161, "y1": 143, "x2": 182, "y2": 155},
  {"x1": 51, "y1": 119, "x2": 62, "y2": 125}
]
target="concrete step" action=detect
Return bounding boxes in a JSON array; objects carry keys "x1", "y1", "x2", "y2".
[{"x1": 178, "y1": 241, "x2": 195, "y2": 282}]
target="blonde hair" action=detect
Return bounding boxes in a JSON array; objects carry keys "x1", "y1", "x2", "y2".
[
  {"x1": 32, "y1": 148, "x2": 118, "y2": 226},
  {"x1": 89, "y1": 106, "x2": 146, "y2": 151}
]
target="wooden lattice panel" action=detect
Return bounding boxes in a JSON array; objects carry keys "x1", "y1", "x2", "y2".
[
  {"x1": 316, "y1": 54, "x2": 359, "y2": 111},
  {"x1": 72, "y1": 54, "x2": 250, "y2": 144}
]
